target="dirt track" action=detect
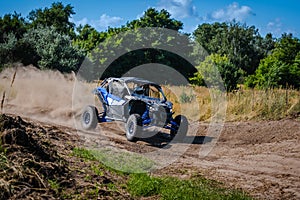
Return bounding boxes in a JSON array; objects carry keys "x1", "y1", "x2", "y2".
[
  {"x1": 1, "y1": 67, "x2": 300, "y2": 199},
  {"x1": 15, "y1": 116, "x2": 298, "y2": 200},
  {"x1": 163, "y1": 120, "x2": 300, "y2": 200},
  {"x1": 83, "y1": 119, "x2": 300, "y2": 200}
]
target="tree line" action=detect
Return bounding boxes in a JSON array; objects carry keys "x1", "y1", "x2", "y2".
[{"x1": 0, "y1": 2, "x2": 299, "y2": 90}]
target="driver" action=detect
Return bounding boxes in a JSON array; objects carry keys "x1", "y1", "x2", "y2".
[{"x1": 133, "y1": 86, "x2": 144, "y2": 96}]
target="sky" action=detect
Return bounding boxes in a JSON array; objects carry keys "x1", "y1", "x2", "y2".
[{"x1": 0, "y1": 0, "x2": 299, "y2": 37}]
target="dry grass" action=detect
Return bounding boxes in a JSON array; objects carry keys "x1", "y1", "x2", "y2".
[
  {"x1": 164, "y1": 86, "x2": 300, "y2": 122},
  {"x1": 226, "y1": 88, "x2": 300, "y2": 121}
]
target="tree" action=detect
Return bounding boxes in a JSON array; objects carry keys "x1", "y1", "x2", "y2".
[
  {"x1": 0, "y1": 12, "x2": 27, "y2": 43},
  {"x1": 73, "y1": 24, "x2": 107, "y2": 54},
  {"x1": 23, "y1": 26, "x2": 84, "y2": 72},
  {"x1": 0, "y1": 32, "x2": 37, "y2": 68},
  {"x1": 260, "y1": 33, "x2": 276, "y2": 56},
  {"x1": 193, "y1": 21, "x2": 265, "y2": 76},
  {"x1": 86, "y1": 27, "x2": 195, "y2": 81},
  {"x1": 193, "y1": 22, "x2": 227, "y2": 55},
  {"x1": 83, "y1": 8, "x2": 195, "y2": 82},
  {"x1": 126, "y1": 8, "x2": 183, "y2": 31},
  {"x1": 28, "y1": 2, "x2": 75, "y2": 37},
  {"x1": 190, "y1": 54, "x2": 241, "y2": 91},
  {"x1": 246, "y1": 33, "x2": 300, "y2": 88},
  {"x1": 0, "y1": 33, "x2": 18, "y2": 67}
]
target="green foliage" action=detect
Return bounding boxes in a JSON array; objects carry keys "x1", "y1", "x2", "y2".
[
  {"x1": 73, "y1": 24, "x2": 107, "y2": 54},
  {"x1": 193, "y1": 21, "x2": 266, "y2": 76},
  {"x1": 0, "y1": 33, "x2": 18, "y2": 66},
  {"x1": 87, "y1": 26, "x2": 195, "y2": 81},
  {"x1": 128, "y1": 173, "x2": 162, "y2": 197},
  {"x1": 0, "y1": 3, "x2": 82, "y2": 71},
  {"x1": 193, "y1": 22, "x2": 225, "y2": 55},
  {"x1": 48, "y1": 179, "x2": 60, "y2": 193},
  {"x1": 0, "y1": 12, "x2": 27, "y2": 43},
  {"x1": 73, "y1": 8, "x2": 196, "y2": 82},
  {"x1": 72, "y1": 147, "x2": 96, "y2": 161},
  {"x1": 72, "y1": 147, "x2": 155, "y2": 173},
  {"x1": 260, "y1": 33, "x2": 276, "y2": 56},
  {"x1": 22, "y1": 26, "x2": 84, "y2": 72},
  {"x1": 28, "y1": 2, "x2": 75, "y2": 37},
  {"x1": 127, "y1": 8, "x2": 183, "y2": 31},
  {"x1": 190, "y1": 54, "x2": 241, "y2": 91},
  {"x1": 246, "y1": 33, "x2": 300, "y2": 88},
  {"x1": 127, "y1": 173, "x2": 252, "y2": 200},
  {"x1": 88, "y1": 148, "x2": 155, "y2": 173},
  {"x1": 0, "y1": 32, "x2": 39, "y2": 68}
]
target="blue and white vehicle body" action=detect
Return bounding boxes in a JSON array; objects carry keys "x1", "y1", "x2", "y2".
[{"x1": 81, "y1": 77, "x2": 188, "y2": 142}]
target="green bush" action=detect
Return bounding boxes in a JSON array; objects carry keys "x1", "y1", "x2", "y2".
[
  {"x1": 0, "y1": 33, "x2": 17, "y2": 67},
  {"x1": 246, "y1": 34, "x2": 300, "y2": 89},
  {"x1": 190, "y1": 54, "x2": 241, "y2": 92},
  {"x1": 22, "y1": 26, "x2": 84, "y2": 72}
]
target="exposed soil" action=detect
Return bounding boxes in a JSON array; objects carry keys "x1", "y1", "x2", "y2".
[{"x1": 0, "y1": 114, "x2": 131, "y2": 199}]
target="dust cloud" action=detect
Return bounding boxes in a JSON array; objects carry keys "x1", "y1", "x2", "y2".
[{"x1": 0, "y1": 65, "x2": 95, "y2": 127}]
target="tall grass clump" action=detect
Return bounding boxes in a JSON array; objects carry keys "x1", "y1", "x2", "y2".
[
  {"x1": 163, "y1": 85, "x2": 212, "y2": 121},
  {"x1": 226, "y1": 88, "x2": 300, "y2": 121}
]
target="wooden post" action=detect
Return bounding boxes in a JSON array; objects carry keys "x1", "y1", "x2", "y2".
[{"x1": 285, "y1": 89, "x2": 288, "y2": 107}]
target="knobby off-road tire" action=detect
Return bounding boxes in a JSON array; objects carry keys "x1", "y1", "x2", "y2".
[
  {"x1": 170, "y1": 115, "x2": 188, "y2": 141},
  {"x1": 81, "y1": 105, "x2": 98, "y2": 130},
  {"x1": 125, "y1": 114, "x2": 142, "y2": 142}
]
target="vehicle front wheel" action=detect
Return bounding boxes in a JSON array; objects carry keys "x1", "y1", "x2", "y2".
[
  {"x1": 125, "y1": 114, "x2": 142, "y2": 142},
  {"x1": 170, "y1": 115, "x2": 188, "y2": 141},
  {"x1": 81, "y1": 105, "x2": 98, "y2": 130}
]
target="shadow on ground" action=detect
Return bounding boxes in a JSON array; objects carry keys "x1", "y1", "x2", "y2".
[{"x1": 137, "y1": 131, "x2": 214, "y2": 148}]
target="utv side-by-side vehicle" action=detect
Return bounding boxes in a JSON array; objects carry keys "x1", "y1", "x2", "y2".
[{"x1": 81, "y1": 77, "x2": 188, "y2": 142}]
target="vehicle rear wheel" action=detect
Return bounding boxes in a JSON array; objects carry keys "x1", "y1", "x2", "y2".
[
  {"x1": 81, "y1": 105, "x2": 98, "y2": 130},
  {"x1": 170, "y1": 115, "x2": 188, "y2": 141},
  {"x1": 126, "y1": 114, "x2": 142, "y2": 142}
]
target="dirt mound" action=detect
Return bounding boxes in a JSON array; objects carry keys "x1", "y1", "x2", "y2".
[{"x1": 0, "y1": 114, "x2": 130, "y2": 199}]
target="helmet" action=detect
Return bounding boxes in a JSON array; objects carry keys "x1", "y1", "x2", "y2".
[{"x1": 134, "y1": 86, "x2": 144, "y2": 95}]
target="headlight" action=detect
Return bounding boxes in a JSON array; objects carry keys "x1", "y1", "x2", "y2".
[{"x1": 149, "y1": 105, "x2": 159, "y2": 112}]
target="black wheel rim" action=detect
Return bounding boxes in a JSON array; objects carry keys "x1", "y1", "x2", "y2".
[
  {"x1": 128, "y1": 121, "x2": 134, "y2": 135},
  {"x1": 84, "y1": 112, "x2": 90, "y2": 124}
]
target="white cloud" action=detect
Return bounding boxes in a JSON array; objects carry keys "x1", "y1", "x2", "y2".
[
  {"x1": 92, "y1": 14, "x2": 123, "y2": 29},
  {"x1": 72, "y1": 14, "x2": 123, "y2": 31},
  {"x1": 74, "y1": 17, "x2": 89, "y2": 26},
  {"x1": 157, "y1": 0, "x2": 198, "y2": 19},
  {"x1": 209, "y1": 2, "x2": 255, "y2": 22},
  {"x1": 267, "y1": 18, "x2": 281, "y2": 31},
  {"x1": 265, "y1": 18, "x2": 297, "y2": 37}
]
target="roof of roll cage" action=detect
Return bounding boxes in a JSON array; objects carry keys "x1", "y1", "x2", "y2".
[{"x1": 110, "y1": 77, "x2": 160, "y2": 87}]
